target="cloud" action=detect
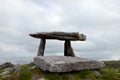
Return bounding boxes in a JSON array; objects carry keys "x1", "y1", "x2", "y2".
[{"x1": 0, "y1": 0, "x2": 120, "y2": 63}]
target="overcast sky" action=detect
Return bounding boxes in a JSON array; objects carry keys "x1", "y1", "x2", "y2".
[{"x1": 0, "y1": 0, "x2": 120, "y2": 63}]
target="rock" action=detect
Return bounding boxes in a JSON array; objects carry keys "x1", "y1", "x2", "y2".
[
  {"x1": 69, "y1": 74, "x2": 74, "y2": 80},
  {"x1": 2, "y1": 75, "x2": 15, "y2": 80},
  {"x1": 28, "y1": 65, "x2": 37, "y2": 70},
  {"x1": 28, "y1": 62, "x2": 34, "y2": 66},
  {"x1": 30, "y1": 32, "x2": 86, "y2": 57},
  {"x1": 29, "y1": 32, "x2": 86, "y2": 41},
  {"x1": 38, "y1": 78, "x2": 45, "y2": 80},
  {"x1": 94, "y1": 70, "x2": 102, "y2": 77},
  {"x1": 0, "y1": 70, "x2": 9, "y2": 76},
  {"x1": 4, "y1": 68, "x2": 13, "y2": 72},
  {"x1": 0, "y1": 62, "x2": 14, "y2": 69},
  {"x1": 64, "y1": 40, "x2": 75, "y2": 57},
  {"x1": 31, "y1": 74, "x2": 41, "y2": 80},
  {"x1": 0, "y1": 68, "x2": 13, "y2": 76},
  {"x1": 11, "y1": 65, "x2": 21, "y2": 74},
  {"x1": 37, "y1": 38, "x2": 46, "y2": 56},
  {"x1": 34, "y1": 56, "x2": 105, "y2": 72}
]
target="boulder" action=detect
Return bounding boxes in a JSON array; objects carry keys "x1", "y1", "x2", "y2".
[
  {"x1": 0, "y1": 68, "x2": 13, "y2": 76},
  {"x1": 34, "y1": 56, "x2": 105, "y2": 72},
  {"x1": 0, "y1": 62, "x2": 14, "y2": 70},
  {"x1": 11, "y1": 65, "x2": 21, "y2": 74},
  {"x1": 29, "y1": 32, "x2": 86, "y2": 41},
  {"x1": 2, "y1": 75, "x2": 15, "y2": 80},
  {"x1": 94, "y1": 70, "x2": 102, "y2": 77}
]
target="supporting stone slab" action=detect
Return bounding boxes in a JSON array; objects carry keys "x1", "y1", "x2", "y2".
[
  {"x1": 64, "y1": 40, "x2": 75, "y2": 57},
  {"x1": 37, "y1": 38, "x2": 46, "y2": 56},
  {"x1": 34, "y1": 56, "x2": 105, "y2": 72}
]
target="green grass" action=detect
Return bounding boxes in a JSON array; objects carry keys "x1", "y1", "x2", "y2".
[
  {"x1": 32, "y1": 68, "x2": 120, "y2": 80},
  {"x1": 104, "y1": 60, "x2": 120, "y2": 68},
  {"x1": 19, "y1": 70, "x2": 32, "y2": 80}
]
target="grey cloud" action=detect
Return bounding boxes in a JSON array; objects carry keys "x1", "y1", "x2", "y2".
[{"x1": 0, "y1": 0, "x2": 120, "y2": 64}]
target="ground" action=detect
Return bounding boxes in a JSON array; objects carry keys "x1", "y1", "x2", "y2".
[{"x1": 0, "y1": 60, "x2": 120, "y2": 80}]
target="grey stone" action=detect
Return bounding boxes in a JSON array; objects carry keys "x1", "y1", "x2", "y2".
[
  {"x1": 0, "y1": 68, "x2": 13, "y2": 75},
  {"x1": 38, "y1": 78, "x2": 45, "y2": 80},
  {"x1": 94, "y1": 70, "x2": 102, "y2": 77},
  {"x1": 37, "y1": 38, "x2": 46, "y2": 56},
  {"x1": 0, "y1": 70, "x2": 9, "y2": 76},
  {"x1": 29, "y1": 32, "x2": 86, "y2": 41},
  {"x1": 30, "y1": 32, "x2": 86, "y2": 57},
  {"x1": 69, "y1": 74, "x2": 74, "y2": 80},
  {"x1": 34, "y1": 56, "x2": 105, "y2": 72},
  {"x1": 12, "y1": 65, "x2": 21, "y2": 74},
  {"x1": 64, "y1": 40, "x2": 75, "y2": 57},
  {"x1": 0, "y1": 62, "x2": 14, "y2": 69},
  {"x1": 2, "y1": 75, "x2": 15, "y2": 80},
  {"x1": 28, "y1": 65, "x2": 37, "y2": 70},
  {"x1": 31, "y1": 74, "x2": 41, "y2": 80},
  {"x1": 4, "y1": 68, "x2": 13, "y2": 72}
]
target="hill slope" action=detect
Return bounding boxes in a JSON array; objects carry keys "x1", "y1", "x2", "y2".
[{"x1": 0, "y1": 60, "x2": 120, "y2": 80}]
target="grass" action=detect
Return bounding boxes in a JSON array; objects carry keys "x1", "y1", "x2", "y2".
[
  {"x1": 104, "y1": 60, "x2": 120, "y2": 68},
  {"x1": 0, "y1": 60, "x2": 120, "y2": 80},
  {"x1": 19, "y1": 70, "x2": 32, "y2": 80},
  {"x1": 33, "y1": 68, "x2": 120, "y2": 80}
]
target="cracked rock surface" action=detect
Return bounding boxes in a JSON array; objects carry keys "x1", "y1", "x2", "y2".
[{"x1": 34, "y1": 56, "x2": 105, "y2": 72}]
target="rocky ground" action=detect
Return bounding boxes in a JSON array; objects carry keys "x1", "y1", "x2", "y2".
[{"x1": 0, "y1": 60, "x2": 120, "y2": 80}]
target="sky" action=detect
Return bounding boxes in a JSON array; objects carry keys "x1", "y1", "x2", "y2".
[{"x1": 0, "y1": 0, "x2": 120, "y2": 63}]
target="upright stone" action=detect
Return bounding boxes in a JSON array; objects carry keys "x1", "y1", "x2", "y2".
[
  {"x1": 29, "y1": 32, "x2": 86, "y2": 56},
  {"x1": 37, "y1": 38, "x2": 46, "y2": 56},
  {"x1": 64, "y1": 40, "x2": 75, "y2": 57},
  {"x1": 30, "y1": 32, "x2": 105, "y2": 72}
]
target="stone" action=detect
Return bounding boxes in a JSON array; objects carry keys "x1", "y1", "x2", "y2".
[
  {"x1": 64, "y1": 40, "x2": 75, "y2": 57},
  {"x1": 0, "y1": 70, "x2": 9, "y2": 76},
  {"x1": 2, "y1": 75, "x2": 15, "y2": 80},
  {"x1": 37, "y1": 38, "x2": 46, "y2": 56},
  {"x1": 11, "y1": 65, "x2": 21, "y2": 74},
  {"x1": 31, "y1": 74, "x2": 41, "y2": 80},
  {"x1": 38, "y1": 78, "x2": 45, "y2": 80},
  {"x1": 29, "y1": 32, "x2": 86, "y2": 57},
  {"x1": 94, "y1": 70, "x2": 102, "y2": 77},
  {"x1": 0, "y1": 68, "x2": 13, "y2": 75},
  {"x1": 69, "y1": 74, "x2": 74, "y2": 80},
  {"x1": 28, "y1": 62, "x2": 34, "y2": 66},
  {"x1": 34, "y1": 56, "x2": 105, "y2": 72},
  {"x1": 28, "y1": 66, "x2": 37, "y2": 70},
  {"x1": 29, "y1": 32, "x2": 86, "y2": 41},
  {"x1": 0, "y1": 62, "x2": 14, "y2": 70}
]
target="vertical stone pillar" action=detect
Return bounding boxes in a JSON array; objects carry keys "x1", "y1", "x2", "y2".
[
  {"x1": 37, "y1": 38, "x2": 46, "y2": 56},
  {"x1": 64, "y1": 40, "x2": 75, "y2": 57}
]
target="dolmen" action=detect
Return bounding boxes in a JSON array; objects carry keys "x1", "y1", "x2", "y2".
[{"x1": 29, "y1": 32, "x2": 104, "y2": 72}]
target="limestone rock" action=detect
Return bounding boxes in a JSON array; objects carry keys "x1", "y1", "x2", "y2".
[
  {"x1": 34, "y1": 56, "x2": 105, "y2": 72},
  {"x1": 0, "y1": 62, "x2": 14, "y2": 70},
  {"x1": 94, "y1": 70, "x2": 102, "y2": 77},
  {"x1": 2, "y1": 75, "x2": 15, "y2": 80},
  {"x1": 29, "y1": 32, "x2": 86, "y2": 41},
  {"x1": 31, "y1": 74, "x2": 41, "y2": 80},
  {"x1": 38, "y1": 78, "x2": 45, "y2": 80},
  {"x1": 0, "y1": 68, "x2": 13, "y2": 76},
  {"x1": 28, "y1": 65, "x2": 37, "y2": 70},
  {"x1": 0, "y1": 70, "x2": 9, "y2": 76},
  {"x1": 11, "y1": 65, "x2": 21, "y2": 74}
]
